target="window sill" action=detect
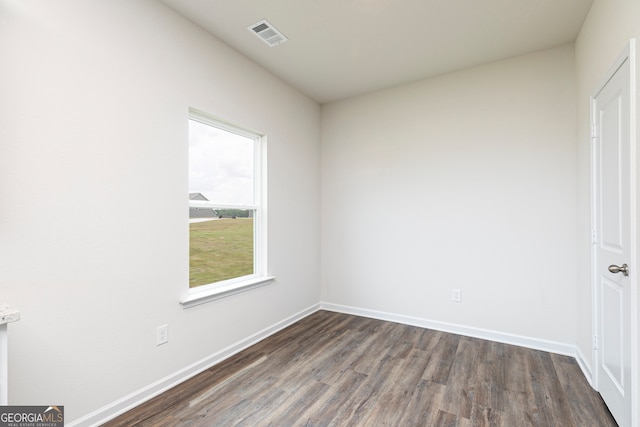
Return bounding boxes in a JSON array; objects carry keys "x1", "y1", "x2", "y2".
[{"x1": 180, "y1": 276, "x2": 275, "y2": 309}]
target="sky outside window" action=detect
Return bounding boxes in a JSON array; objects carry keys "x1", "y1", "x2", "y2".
[{"x1": 188, "y1": 119, "x2": 254, "y2": 205}]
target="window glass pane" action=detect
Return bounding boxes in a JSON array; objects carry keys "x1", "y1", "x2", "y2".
[
  {"x1": 188, "y1": 116, "x2": 259, "y2": 289},
  {"x1": 189, "y1": 214, "x2": 254, "y2": 288},
  {"x1": 189, "y1": 119, "x2": 254, "y2": 205}
]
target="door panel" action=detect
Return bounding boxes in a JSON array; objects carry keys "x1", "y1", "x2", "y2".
[
  {"x1": 601, "y1": 277, "x2": 624, "y2": 393},
  {"x1": 599, "y1": 97, "x2": 624, "y2": 252},
  {"x1": 593, "y1": 49, "x2": 632, "y2": 427}
]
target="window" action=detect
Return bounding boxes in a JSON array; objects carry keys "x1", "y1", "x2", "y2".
[{"x1": 182, "y1": 109, "x2": 272, "y2": 308}]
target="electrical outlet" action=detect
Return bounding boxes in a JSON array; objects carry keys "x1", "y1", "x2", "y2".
[
  {"x1": 156, "y1": 324, "x2": 168, "y2": 346},
  {"x1": 451, "y1": 289, "x2": 462, "y2": 302}
]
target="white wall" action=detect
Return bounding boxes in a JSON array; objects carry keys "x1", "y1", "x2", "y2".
[
  {"x1": 574, "y1": 0, "x2": 640, "y2": 405},
  {"x1": 3, "y1": 0, "x2": 634, "y2": 423},
  {"x1": 0, "y1": 0, "x2": 320, "y2": 423},
  {"x1": 321, "y1": 45, "x2": 578, "y2": 344}
]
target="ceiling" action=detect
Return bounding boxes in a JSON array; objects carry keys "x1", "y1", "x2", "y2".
[{"x1": 160, "y1": 0, "x2": 593, "y2": 104}]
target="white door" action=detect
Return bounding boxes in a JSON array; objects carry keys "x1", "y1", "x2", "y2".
[{"x1": 592, "y1": 42, "x2": 634, "y2": 427}]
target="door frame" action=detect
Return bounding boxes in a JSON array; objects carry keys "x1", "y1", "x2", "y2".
[{"x1": 590, "y1": 38, "x2": 637, "y2": 426}]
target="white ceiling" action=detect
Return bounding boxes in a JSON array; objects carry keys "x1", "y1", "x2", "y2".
[{"x1": 160, "y1": 0, "x2": 593, "y2": 104}]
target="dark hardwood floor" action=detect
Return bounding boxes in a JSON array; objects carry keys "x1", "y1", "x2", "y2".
[{"x1": 104, "y1": 310, "x2": 617, "y2": 426}]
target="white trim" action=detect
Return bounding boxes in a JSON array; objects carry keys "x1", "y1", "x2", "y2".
[
  {"x1": 630, "y1": 38, "x2": 638, "y2": 427},
  {"x1": 589, "y1": 88, "x2": 600, "y2": 392},
  {"x1": 627, "y1": 38, "x2": 638, "y2": 427},
  {"x1": 189, "y1": 108, "x2": 264, "y2": 139},
  {"x1": 188, "y1": 201, "x2": 257, "y2": 210},
  {"x1": 67, "y1": 303, "x2": 321, "y2": 427},
  {"x1": 180, "y1": 275, "x2": 276, "y2": 309},
  {"x1": 628, "y1": 39, "x2": 638, "y2": 427},
  {"x1": 320, "y1": 302, "x2": 576, "y2": 357}
]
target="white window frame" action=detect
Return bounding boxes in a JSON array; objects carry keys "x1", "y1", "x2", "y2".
[{"x1": 181, "y1": 108, "x2": 273, "y2": 308}]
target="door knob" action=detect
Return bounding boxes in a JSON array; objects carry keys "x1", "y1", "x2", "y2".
[{"x1": 608, "y1": 263, "x2": 629, "y2": 276}]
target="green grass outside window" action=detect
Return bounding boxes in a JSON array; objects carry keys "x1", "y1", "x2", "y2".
[{"x1": 189, "y1": 218, "x2": 254, "y2": 287}]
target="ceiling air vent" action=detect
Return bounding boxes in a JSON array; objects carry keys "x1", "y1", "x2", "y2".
[{"x1": 248, "y1": 19, "x2": 288, "y2": 47}]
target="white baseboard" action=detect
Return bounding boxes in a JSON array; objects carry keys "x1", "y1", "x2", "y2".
[
  {"x1": 68, "y1": 303, "x2": 321, "y2": 427},
  {"x1": 575, "y1": 345, "x2": 594, "y2": 387},
  {"x1": 320, "y1": 302, "x2": 577, "y2": 357}
]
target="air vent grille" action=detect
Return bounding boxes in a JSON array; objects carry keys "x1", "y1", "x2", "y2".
[{"x1": 248, "y1": 19, "x2": 288, "y2": 47}]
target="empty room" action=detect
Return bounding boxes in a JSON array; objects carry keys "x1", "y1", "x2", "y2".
[{"x1": 1, "y1": 0, "x2": 639, "y2": 426}]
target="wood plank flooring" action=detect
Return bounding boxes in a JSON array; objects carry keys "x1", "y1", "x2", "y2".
[{"x1": 103, "y1": 311, "x2": 617, "y2": 426}]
